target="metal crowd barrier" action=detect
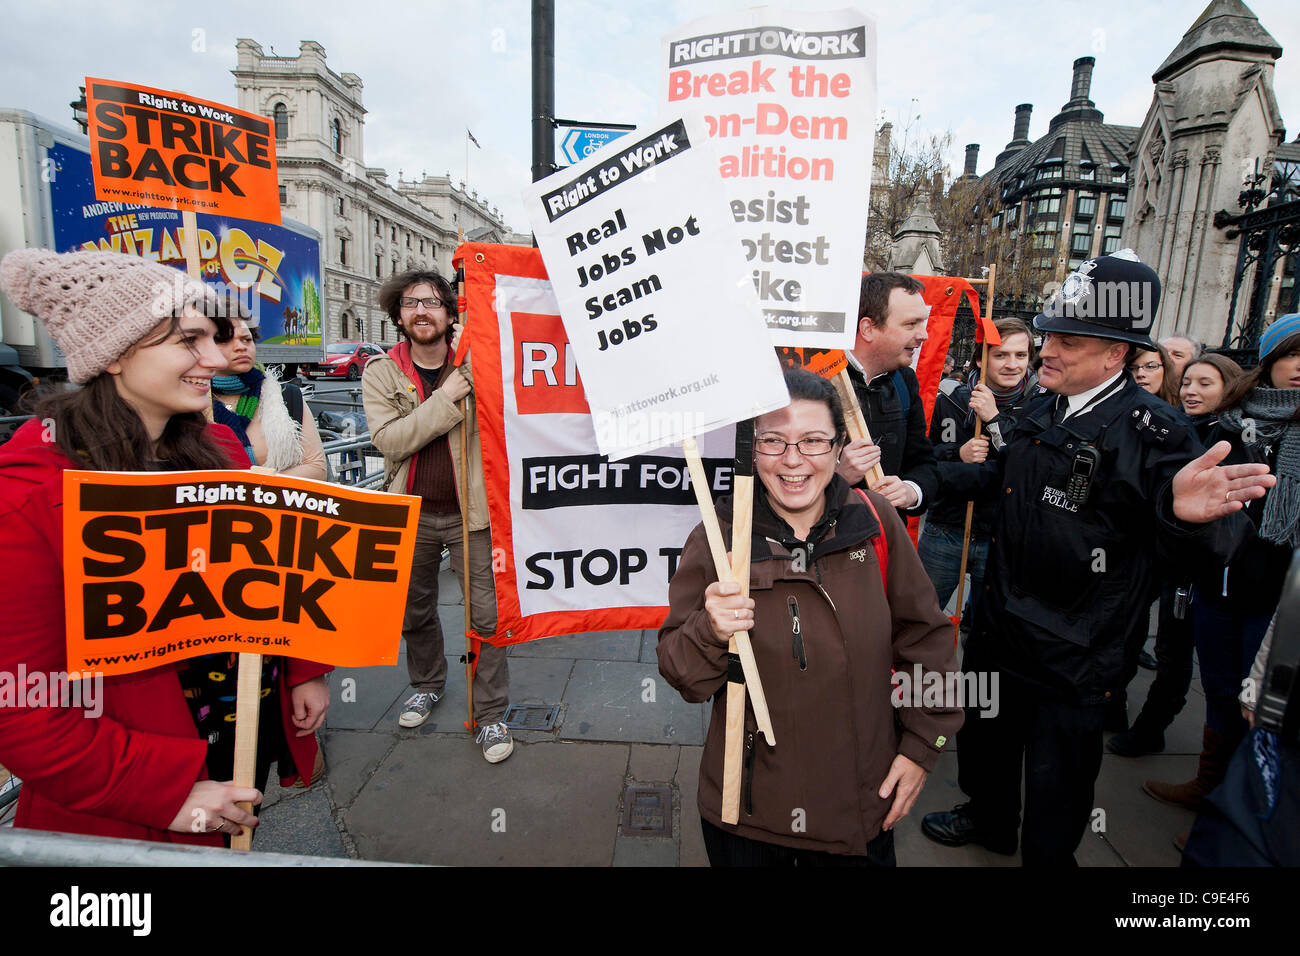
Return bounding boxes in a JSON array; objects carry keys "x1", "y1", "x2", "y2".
[
  {"x1": 321, "y1": 432, "x2": 386, "y2": 488},
  {"x1": 0, "y1": 828, "x2": 417, "y2": 866}
]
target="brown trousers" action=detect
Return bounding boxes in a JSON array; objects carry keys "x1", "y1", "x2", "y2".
[{"x1": 402, "y1": 509, "x2": 509, "y2": 724}]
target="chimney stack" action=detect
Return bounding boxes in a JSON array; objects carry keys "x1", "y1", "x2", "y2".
[
  {"x1": 964, "y1": 143, "x2": 980, "y2": 177},
  {"x1": 1012, "y1": 104, "x2": 1033, "y2": 144},
  {"x1": 1069, "y1": 56, "x2": 1095, "y2": 106}
]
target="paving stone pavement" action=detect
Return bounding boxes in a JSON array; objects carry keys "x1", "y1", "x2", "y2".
[{"x1": 254, "y1": 566, "x2": 1210, "y2": 866}]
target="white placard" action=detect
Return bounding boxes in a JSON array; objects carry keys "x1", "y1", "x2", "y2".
[
  {"x1": 524, "y1": 114, "x2": 789, "y2": 460},
  {"x1": 662, "y1": 7, "x2": 876, "y2": 348}
]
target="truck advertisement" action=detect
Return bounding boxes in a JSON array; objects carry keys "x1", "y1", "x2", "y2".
[{"x1": 46, "y1": 141, "x2": 321, "y2": 349}]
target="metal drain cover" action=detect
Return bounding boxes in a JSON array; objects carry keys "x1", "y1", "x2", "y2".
[
  {"x1": 503, "y1": 704, "x2": 559, "y2": 731},
  {"x1": 622, "y1": 785, "x2": 672, "y2": 837}
]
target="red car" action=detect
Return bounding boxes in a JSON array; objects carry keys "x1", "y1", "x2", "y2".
[{"x1": 304, "y1": 342, "x2": 385, "y2": 381}]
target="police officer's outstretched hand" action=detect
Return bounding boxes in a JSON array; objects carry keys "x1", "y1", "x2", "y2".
[{"x1": 1172, "y1": 440, "x2": 1277, "y2": 523}]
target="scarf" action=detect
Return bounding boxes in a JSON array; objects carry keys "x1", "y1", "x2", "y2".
[
  {"x1": 1219, "y1": 386, "x2": 1300, "y2": 547},
  {"x1": 988, "y1": 372, "x2": 1033, "y2": 405},
  {"x1": 211, "y1": 367, "x2": 303, "y2": 472}
]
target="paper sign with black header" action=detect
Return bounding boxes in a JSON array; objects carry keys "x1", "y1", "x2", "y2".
[
  {"x1": 662, "y1": 7, "x2": 876, "y2": 348},
  {"x1": 524, "y1": 114, "x2": 788, "y2": 461}
]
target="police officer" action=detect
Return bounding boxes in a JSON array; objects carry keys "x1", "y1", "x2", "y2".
[{"x1": 919, "y1": 251, "x2": 1276, "y2": 866}]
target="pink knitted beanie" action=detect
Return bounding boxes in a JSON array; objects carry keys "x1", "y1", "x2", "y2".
[{"x1": 0, "y1": 249, "x2": 222, "y2": 384}]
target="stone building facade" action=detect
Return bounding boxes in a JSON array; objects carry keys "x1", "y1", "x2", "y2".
[
  {"x1": 232, "y1": 39, "x2": 514, "y2": 346},
  {"x1": 1123, "y1": 0, "x2": 1287, "y2": 347},
  {"x1": 953, "y1": 0, "x2": 1290, "y2": 349}
]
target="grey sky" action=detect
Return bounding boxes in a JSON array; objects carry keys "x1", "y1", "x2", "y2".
[{"x1": 2, "y1": 0, "x2": 1296, "y2": 232}]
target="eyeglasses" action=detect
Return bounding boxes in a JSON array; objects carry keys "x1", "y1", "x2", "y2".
[
  {"x1": 399, "y1": 296, "x2": 444, "y2": 310},
  {"x1": 1128, "y1": 363, "x2": 1162, "y2": 373},
  {"x1": 755, "y1": 437, "x2": 836, "y2": 456}
]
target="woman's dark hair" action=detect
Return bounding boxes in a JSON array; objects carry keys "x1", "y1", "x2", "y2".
[
  {"x1": 777, "y1": 367, "x2": 848, "y2": 444},
  {"x1": 378, "y1": 269, "x2": 457, "y2": 335},
  {"x1": 1180, "y1": 353, "x2": 1244, "y2": 414},
  {"x1": 32, "y1": 315, "x2": 233, "y2": 472},
  {"x1": 213, "y1": 316, "x2": 260, "y2": 345},
  {"x1": 1218, "y1": 331, "x2": 1300, "y2": 419}
]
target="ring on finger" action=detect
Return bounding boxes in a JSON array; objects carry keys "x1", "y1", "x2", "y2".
[{"x1": 733, "y1": 609, "x2": 740, "y2": 619}]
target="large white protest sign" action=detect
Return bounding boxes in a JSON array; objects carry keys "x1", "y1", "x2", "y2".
[
  {"x1": 455, "y1": 243, "x2": 737, "y2": 642},
  {"x1": 662, "y1": 7, "x2": 876, "y2": 349},
  {"x1": 523, "y1": 114, "x2": 789, "y2": 461}
]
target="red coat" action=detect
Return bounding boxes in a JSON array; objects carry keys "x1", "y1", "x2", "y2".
[{"x1": 0, "y1": 419, "x2": 329, "y2": 845}]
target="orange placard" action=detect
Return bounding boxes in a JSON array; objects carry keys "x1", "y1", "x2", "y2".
[
  {"x1": 85, "y1": 77, "x2": 280, "y2": 223},
  {"x1": 62, "y1": 470, "x2": 419, "y2": 676},
  {"x1": 775, "y1": 347, "x2": 848, "y2": 379}
]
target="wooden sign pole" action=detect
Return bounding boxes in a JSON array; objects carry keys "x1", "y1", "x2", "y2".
[
  {"x1": 180, "y1": 211, "x2": 202, "y2": 279},
  {"x1": 230, "y1": 461, "x2": 276, "y2": 849},
  {"x1": 951, "y1": 264, "x2": 996, "y2": 643},
  {"x1": 456, "y1": 267, "x2": 475, "y2": 733},
  {"x1": 831, "y1": 369, "x2": 884, "y2": 488},
  {"x1": 460, "y1": 395, "x2": 475, "y2": 733},
  {"x1": 681, "y1": 434, "x2": 774, "y2": 826}
]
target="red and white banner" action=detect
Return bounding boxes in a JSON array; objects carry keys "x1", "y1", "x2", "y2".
[{"x1": 455, "y1": 243, "x2": 736, "y2": 645}]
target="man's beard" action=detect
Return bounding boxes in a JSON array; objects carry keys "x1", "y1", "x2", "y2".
[{"x1": 406, "y1": 322, "x2": 446, "y2": 345}]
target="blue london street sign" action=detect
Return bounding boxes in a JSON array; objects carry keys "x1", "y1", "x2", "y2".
[{"x1": 559, "y1": 126, "x2": 631, "y2": 164}]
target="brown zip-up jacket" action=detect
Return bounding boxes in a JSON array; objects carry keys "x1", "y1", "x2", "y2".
[{"x1": 658, "y1": 477, "x2": 962, "y2": 855}]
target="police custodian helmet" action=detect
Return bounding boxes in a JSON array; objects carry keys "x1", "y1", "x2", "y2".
[{"x1": 1033, "y1": 249, "x2": 1161, "y2": 350}]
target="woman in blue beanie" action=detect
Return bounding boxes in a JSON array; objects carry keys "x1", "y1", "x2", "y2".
[{"x1": 1144, "y1": 314, "x2": 1300, "y2": 832}]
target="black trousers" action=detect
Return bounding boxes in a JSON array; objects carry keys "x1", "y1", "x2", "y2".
[
  {"x1": 956, "y1": 666, "x2": 1106, "y2": 866},
  {"x1": 1135, "y1": 582, "x2": 1195, "y2": 731},
  {"x1": 701, "y1": 819, "x2": 896, "y2": 867}
]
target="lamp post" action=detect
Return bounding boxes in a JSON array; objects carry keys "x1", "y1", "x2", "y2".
[{"x1": 70, "y1": 86, "x2": 88, "y2": 134}]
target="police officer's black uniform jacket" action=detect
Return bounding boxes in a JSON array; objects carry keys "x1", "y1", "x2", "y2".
[
  {"x1": 845, "y1": 363, "x2": 938, "y2": 517},
  {"x1": 947, "y1": 374, "x2": 1252, "y2": 705}
]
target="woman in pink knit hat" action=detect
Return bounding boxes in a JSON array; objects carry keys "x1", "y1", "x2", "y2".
[{"x1": 0, "y1": 249, "x2": 329, "y2": 847}]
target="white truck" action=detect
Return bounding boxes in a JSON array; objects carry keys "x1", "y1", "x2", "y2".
[{"x1": 0, "y1": 108, "x2": 325, "y2": 416}]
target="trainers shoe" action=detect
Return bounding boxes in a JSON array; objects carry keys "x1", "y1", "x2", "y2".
[
  {"x1": 398, "y1": 691, "x2": 441, "y2": 728},
  {"x1": 475, "y1": 721, "x2": 515, "y2": 764}
]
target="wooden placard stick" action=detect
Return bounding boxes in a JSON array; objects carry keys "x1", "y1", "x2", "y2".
[
  {"x1": 681, "y1": 434, "x2": 773, "y2": 825},
  {"x1": 460, "y1": 396, "x2": 476, "y2": 733},
  {"x1": 724, "y1": 420, "x2": 755, "y2": 826},
  {"x1": 456, "y1": 268, "x2": 476, "y2": 733},
  {"x1": 229, "y1": 651, "x2": 262, "y2": 850},
  {"x1": 951, "y1": 264, "x2": 996, "y2": 642},
  {"x1": 831, "y1": 369, "x2": 884, "y2": 488},
  {"x1": 180, "y1": 210, "x2": 202, "y2": 280},
  {"x1": 680, "y1": 436, "x2": 775, "y2": 747},
  {"x1": 230, "y1": 462, "x2": 276, "y2": 850}
]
